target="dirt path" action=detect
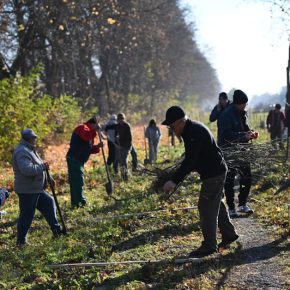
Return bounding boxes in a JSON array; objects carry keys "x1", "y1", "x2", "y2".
[{"x1": 217, "y1": 216, "x2": 289, "y2": 289}]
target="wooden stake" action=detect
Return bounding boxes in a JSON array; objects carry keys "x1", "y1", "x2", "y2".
[
  {"x1": 95, "y1": 206, "x2": 197, "y2": 221},
  {"x1": 46, "y1": 257, "x2": 202, "y2": 268}
]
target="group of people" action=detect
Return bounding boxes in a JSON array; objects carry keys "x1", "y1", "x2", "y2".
[
  {"x1": 5, "y1": 90, "x2": 290, "y2": 257},
  {"x1": 104, "y1": 113, "x2": 136, "y2": 178},
  {"x1": 8, "y1": 113, "x2": 162, "y2": 246}
]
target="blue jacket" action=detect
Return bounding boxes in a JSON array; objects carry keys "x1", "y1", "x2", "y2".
[{"x1": 218, "y1": 104, "x2": 251, "y2": 147}]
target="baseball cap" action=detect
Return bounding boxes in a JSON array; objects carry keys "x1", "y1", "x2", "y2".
[{"x1": 162, "y1": 106, "x2": 185, "y2": 126}]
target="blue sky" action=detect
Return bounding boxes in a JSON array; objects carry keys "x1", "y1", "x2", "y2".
[{"x1": 180, "y1": 0, "x2": 289, "y2": 98}]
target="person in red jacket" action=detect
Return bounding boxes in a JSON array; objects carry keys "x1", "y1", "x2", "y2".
[
  {"x1": 266, "y1": 104, "x2": 286, "y2": 149},
  {"x1": 66, "y1": 117, "x2": 103, "y2": 208}
]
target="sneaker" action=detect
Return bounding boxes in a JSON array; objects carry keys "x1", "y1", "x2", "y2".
[
  {"x1": 228, "y1": 208, "x2": 239, "y2": 218},
  {"x1": 189, "y1": 245, "x2": 217, "y2": 258},
  {"x1": 218, "y1": 234, "x2": 239, "y2": 249},
  {"x1": 238, "y1": 205, "x2": 253, "y2": 214}
]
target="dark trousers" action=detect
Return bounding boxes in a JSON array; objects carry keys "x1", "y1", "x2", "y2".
[
  {"x1": 107, "y1": 140, "x2": 115, "y2": 166},
  {"x1": 17, "y1": 192, "x2": 61, "y2": 244},
  {"x1": 131, "y1": 146, "x2": 138, "y2": 169},
  {"x1": 270, "y1": 129, "x2": 284, "y2": 149},
  {"x1": 198, "y1": 172, "x2": 237, "y2": 251},
  {"x1": 67, "y1": 157, "x2": 86, "y2": 207},
  {"x1": 224, "y1": 164, "x2": 252, "y2": 209}
]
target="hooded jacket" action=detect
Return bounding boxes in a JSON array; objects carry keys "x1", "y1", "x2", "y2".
[{"x1": 12, "y1": 139, "x2": 47, "y2": 194}]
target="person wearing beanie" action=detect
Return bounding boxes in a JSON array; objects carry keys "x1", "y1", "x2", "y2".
[
  {"x1": 266, "y1": 103, "x2": 286, "y2": 149},
  {"x1": 218, "y1": 89, "x2": 259, "y2": 218},
  {"x1": 162, "y1": 106, "x2": 238, "y2": 258},
  {"x1": 12, "y1": 129, "x2": 64, "y2": 246},
  {"x1": 209, "y1": 92, "x2": 231, "y2": 122},
  {"x1": 66, "y1": 117, "x2": 103, "y2": 208},
  {"x1": 209, "y1": 92, "x2": 231, "y2": 142}
]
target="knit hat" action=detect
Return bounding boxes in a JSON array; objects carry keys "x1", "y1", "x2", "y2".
[
  {"x1": 219, "y1": 92, "x2": 228, "y2": 100},
  {"x1": 21, "y1": 129, "x2": 38, "y2": 141},
  {"x1": 233, "y1": 90, "x2": 248, "y2": 104},
  {"x1": 162, "y1": 106, "x2": 185, "y2": 125}
]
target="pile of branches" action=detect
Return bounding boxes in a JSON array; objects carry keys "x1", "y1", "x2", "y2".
[
  {"x1": 139, "y1": 158, "x2": 184, "y2": 193},
  {"x1": 142, "y1": 140, "x2": 287, "y2": 193},
  {"x1": 220, "y1": 141, "x2": 286, "y2": 172}
]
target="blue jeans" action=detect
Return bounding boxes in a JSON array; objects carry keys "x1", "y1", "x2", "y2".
[{"x1": 17, "y1": 192, "x2": 61, "y2": 244}]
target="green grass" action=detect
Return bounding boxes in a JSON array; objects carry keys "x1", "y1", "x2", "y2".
[{"x1": 0, "y1": 114, "x2": 289, "y2": 289}]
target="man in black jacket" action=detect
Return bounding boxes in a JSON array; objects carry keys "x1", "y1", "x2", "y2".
[
  {"x1": 209, "y1": 92, "x2": 231, "y2": 143},
  {"x1": 162, "y1": 106, "x2": 238, "y2": 258}
]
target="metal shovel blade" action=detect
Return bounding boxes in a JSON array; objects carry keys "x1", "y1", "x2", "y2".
[
  {"x1": 105, "y1": 180, "x2": 113, "y2": 195},
  {"x1": 144, "y1": 158, "x2": 151, "y2": 165}
]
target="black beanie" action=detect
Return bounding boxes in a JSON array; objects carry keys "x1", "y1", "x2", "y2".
[
  {"x1": 219, "y1": 92, "x2": 228, "y2": 100},
  {"x1": 233, "y1": 90, "x2": 248, "y2": 104}
]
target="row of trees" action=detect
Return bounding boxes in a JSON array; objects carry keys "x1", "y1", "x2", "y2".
[{"x1": 0, "y1": 0, "x2": 220, "y2": 119}]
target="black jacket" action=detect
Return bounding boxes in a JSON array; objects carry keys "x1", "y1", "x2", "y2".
[
  {"x1": 209, "y1": 101, "x2": 231, "y2": 123},
  {"x1": 106, "y1": 122, "x2": 132, "y2": 150},
  {"x1": 171, "y1": 119, "x2": 227, "y2": 184}
]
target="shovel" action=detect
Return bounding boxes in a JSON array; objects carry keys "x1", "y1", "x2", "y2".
[
  {"x1": 143, "y1": 126, "x2": 150, "y2": 165},
  {"x1": 46, "y1": 169, "x2": 67, "y2": 234},
  {"x1": 97, "y1": 129, "x2": 114, "y2": 195}
]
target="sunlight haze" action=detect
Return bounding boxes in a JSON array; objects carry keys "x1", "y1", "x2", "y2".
[{"x1": 181, "y1": 0, "x2": 289, "y2": 98}]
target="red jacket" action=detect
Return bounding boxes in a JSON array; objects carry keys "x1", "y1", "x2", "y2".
[{"x1": 67, "y1": 123, "x2": 100, "y2": 163}]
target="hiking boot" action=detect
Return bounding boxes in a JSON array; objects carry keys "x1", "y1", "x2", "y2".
[
  {"x1": 228, "y1": 208, "x2": 239, "y2": 218},
  {"x1": 238, "y1": 205, "x2": 253, "y2": 214},
  {"x1": 218, "y1": 234, "x2": 239, "y2": 249},
  {"x1": 189, "y1": 245, "x2": 217, "y2": 258}
]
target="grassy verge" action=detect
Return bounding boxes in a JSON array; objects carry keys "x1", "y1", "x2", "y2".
[{"x1": 0, "y1": 135, "x2": 289, "y2": 289}]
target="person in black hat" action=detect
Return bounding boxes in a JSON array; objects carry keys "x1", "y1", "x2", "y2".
[
  {"x1": 162, "y1": 106, "x2": 238, "y2": 258},
  {"x1": 209, "y1": 92, "x2": 231, "y2": 143},
  {"x1": 209, "y1": 92, "x2": 231, "y2": 123},
  {"x1": 218, "y1": 89, "x2": 259, "y2": 218}
]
